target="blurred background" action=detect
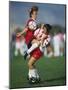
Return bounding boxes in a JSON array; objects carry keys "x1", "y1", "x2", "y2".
[{"x1": 9, "y1": 1, "x2": 66, "y2": 57}]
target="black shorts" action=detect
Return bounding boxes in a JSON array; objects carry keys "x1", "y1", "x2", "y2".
[{"x1": 28, "y1": 42, "x2": 32, "y2": 49}]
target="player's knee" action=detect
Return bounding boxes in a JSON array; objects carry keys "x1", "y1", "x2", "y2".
[
  {"x1": 36, "y1": 41, "x2": 40, "y2": 46},
  {"x1": 34, "y1": 43, "x2": 39, "y2": 47},
  {"x1": 32, "y1": 39, "x2": 40, "y2": 46}
]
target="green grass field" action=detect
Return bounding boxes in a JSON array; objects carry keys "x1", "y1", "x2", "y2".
[{"x1": 10, "y1": 52, "x2": 66, "y2": 89}]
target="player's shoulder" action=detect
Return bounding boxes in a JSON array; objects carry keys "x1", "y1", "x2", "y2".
[{"x1": 27, "y1": 19, "x2": 34, "y2": 25}]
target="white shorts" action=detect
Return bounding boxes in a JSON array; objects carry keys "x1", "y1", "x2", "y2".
[{"x1": 15, "y1": 41, "x2": 21, "y2": 49}]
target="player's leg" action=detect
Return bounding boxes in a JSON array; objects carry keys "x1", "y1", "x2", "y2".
[
  {"x1": 19, "y1": 41, "x2": 23, "y2": 56},
  {"x1": 27, "y1": 39, "x2": 40, "y2": 54},
  {"x1": 54, "y1": 41, "x2": 60, "y2": 57},
  {"x1": 28, "y1": 56, "x2": 40, "y2": 83},
  {"x1": 24, "y1": 39, "x2": 40, "y2": 59},
  {"x1": 14, "y1": 41, "x2": 20, "y2": 56},
  {"x1": 60, "y1": 41, "x2": 64, "y2": 56},
  {"x1": 27, "y1": 48, "x2": 43, "y2": 83},
  {"x1": 28, "y1": 56, "x2": 37, "y2": 78}
]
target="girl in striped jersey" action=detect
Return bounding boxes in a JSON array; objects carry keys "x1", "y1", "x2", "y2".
[
  {"x1": 24, "y1": 24, "x2": 52, "y2": 59},
  {"x1": 24, "y1": 24, "x2": 52, "y2": 83}
]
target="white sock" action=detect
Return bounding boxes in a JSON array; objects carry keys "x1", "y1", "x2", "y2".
[
  {"x1": 35, "y1": 69, "x2": 39, "y2": 78},
  {"x1": 28, "y1": 69, "x2": 37, "y2": 78},
  {"x1": 27, "y1": 43, "x2": 38, "y2": 54}
]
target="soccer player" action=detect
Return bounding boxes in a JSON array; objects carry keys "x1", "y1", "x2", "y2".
[
  {"x1": 17, "y1": 6, "x2": 38, "y2": 49},
  {"x1": 53, "y1": 32, "x2": 64, "y2": 57},
  {"x1": 14, "y1": 28, "x2": 24, "y2": 56},
  {"x1": 16, "y1": 6, "x2": 39, "y2": 83},
  {"x1": 27, "y1": 24, "x2": 52, "y2": 83},
  {"x1": 24, "y1": 24, "x2": 51, "y2": 59},
  {"x1": 14, "y1": 33, "x2": 21, "y2": 56}
]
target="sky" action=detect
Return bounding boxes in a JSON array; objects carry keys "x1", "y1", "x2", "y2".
[{"x1": 9, "y1": 1, "x2": 66, "y2": 29}]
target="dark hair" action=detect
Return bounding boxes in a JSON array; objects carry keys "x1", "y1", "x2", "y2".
[
  {"x1": 36, "y1": 23, "x2": 41, "y2": 29},
  {"x1": 29, "y1": 6, "x2": 38, "y2": 17},
  {"x1": 44, "y1": 24, "x2": 52, "y2": 32}
]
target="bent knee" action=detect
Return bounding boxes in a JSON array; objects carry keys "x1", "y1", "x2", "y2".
[{"x1": 32, "y1": 39, "x2": 40, "y2": 45}]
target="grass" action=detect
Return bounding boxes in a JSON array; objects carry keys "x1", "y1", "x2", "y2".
[{"x1": 9, "y1": 52, "x2": 66, "y2": 89}]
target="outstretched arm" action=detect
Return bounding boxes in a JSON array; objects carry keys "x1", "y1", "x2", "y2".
[{"x1": 17, "y1": 27, "x2": 28, "y2": 37}]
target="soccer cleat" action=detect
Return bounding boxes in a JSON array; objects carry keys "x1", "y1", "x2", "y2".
[
  {"x1": 28, "y1": 77, "x2": 37, "y2": 84},
  {"x1": 36, "y1": 77, "x2": 41, "y2": 83},
  {"x1": 28, "y1": 77, "x2": 41, "y2": 84},
  {"x1": 24, "y1": 52, "x2": 28, "y2": 60}
]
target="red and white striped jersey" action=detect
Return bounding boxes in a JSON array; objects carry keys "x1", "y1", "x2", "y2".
[{"x1": 34, "y1": 28, "x2": 51, "y2": 46}]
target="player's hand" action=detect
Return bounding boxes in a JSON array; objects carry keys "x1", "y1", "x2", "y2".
[{"x1": 16, "y1": 33, "x2": 21, "y2": 37}]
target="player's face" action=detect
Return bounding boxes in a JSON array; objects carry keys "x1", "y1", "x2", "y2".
[{"x1": 32, "y1": 11, "x2": 38, "y2": 20}]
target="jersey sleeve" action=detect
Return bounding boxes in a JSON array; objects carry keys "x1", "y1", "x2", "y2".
[{"x1": 26, "y1": 19, "x2": 33, "y2": 26}]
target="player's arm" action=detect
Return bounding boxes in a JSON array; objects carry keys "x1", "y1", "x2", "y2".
[
  {"x1": 42, "y1": 35, "x2": 51, "y2": 47},
  {"x1": 17, "y1": 27, "x2": 28, "y2": 37}
]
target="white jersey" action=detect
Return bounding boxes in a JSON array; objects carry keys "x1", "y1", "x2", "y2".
[
  {"x1": 34, "y1": 28, "x2": 45, "y2": 41},
  {"x1": 34, "y1": 28, "x2": 51, "y2": 47}
]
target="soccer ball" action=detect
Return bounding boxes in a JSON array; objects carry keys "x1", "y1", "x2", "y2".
[{"x1": 28, "y1": 21, "x2": 36, "y2": 30}]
